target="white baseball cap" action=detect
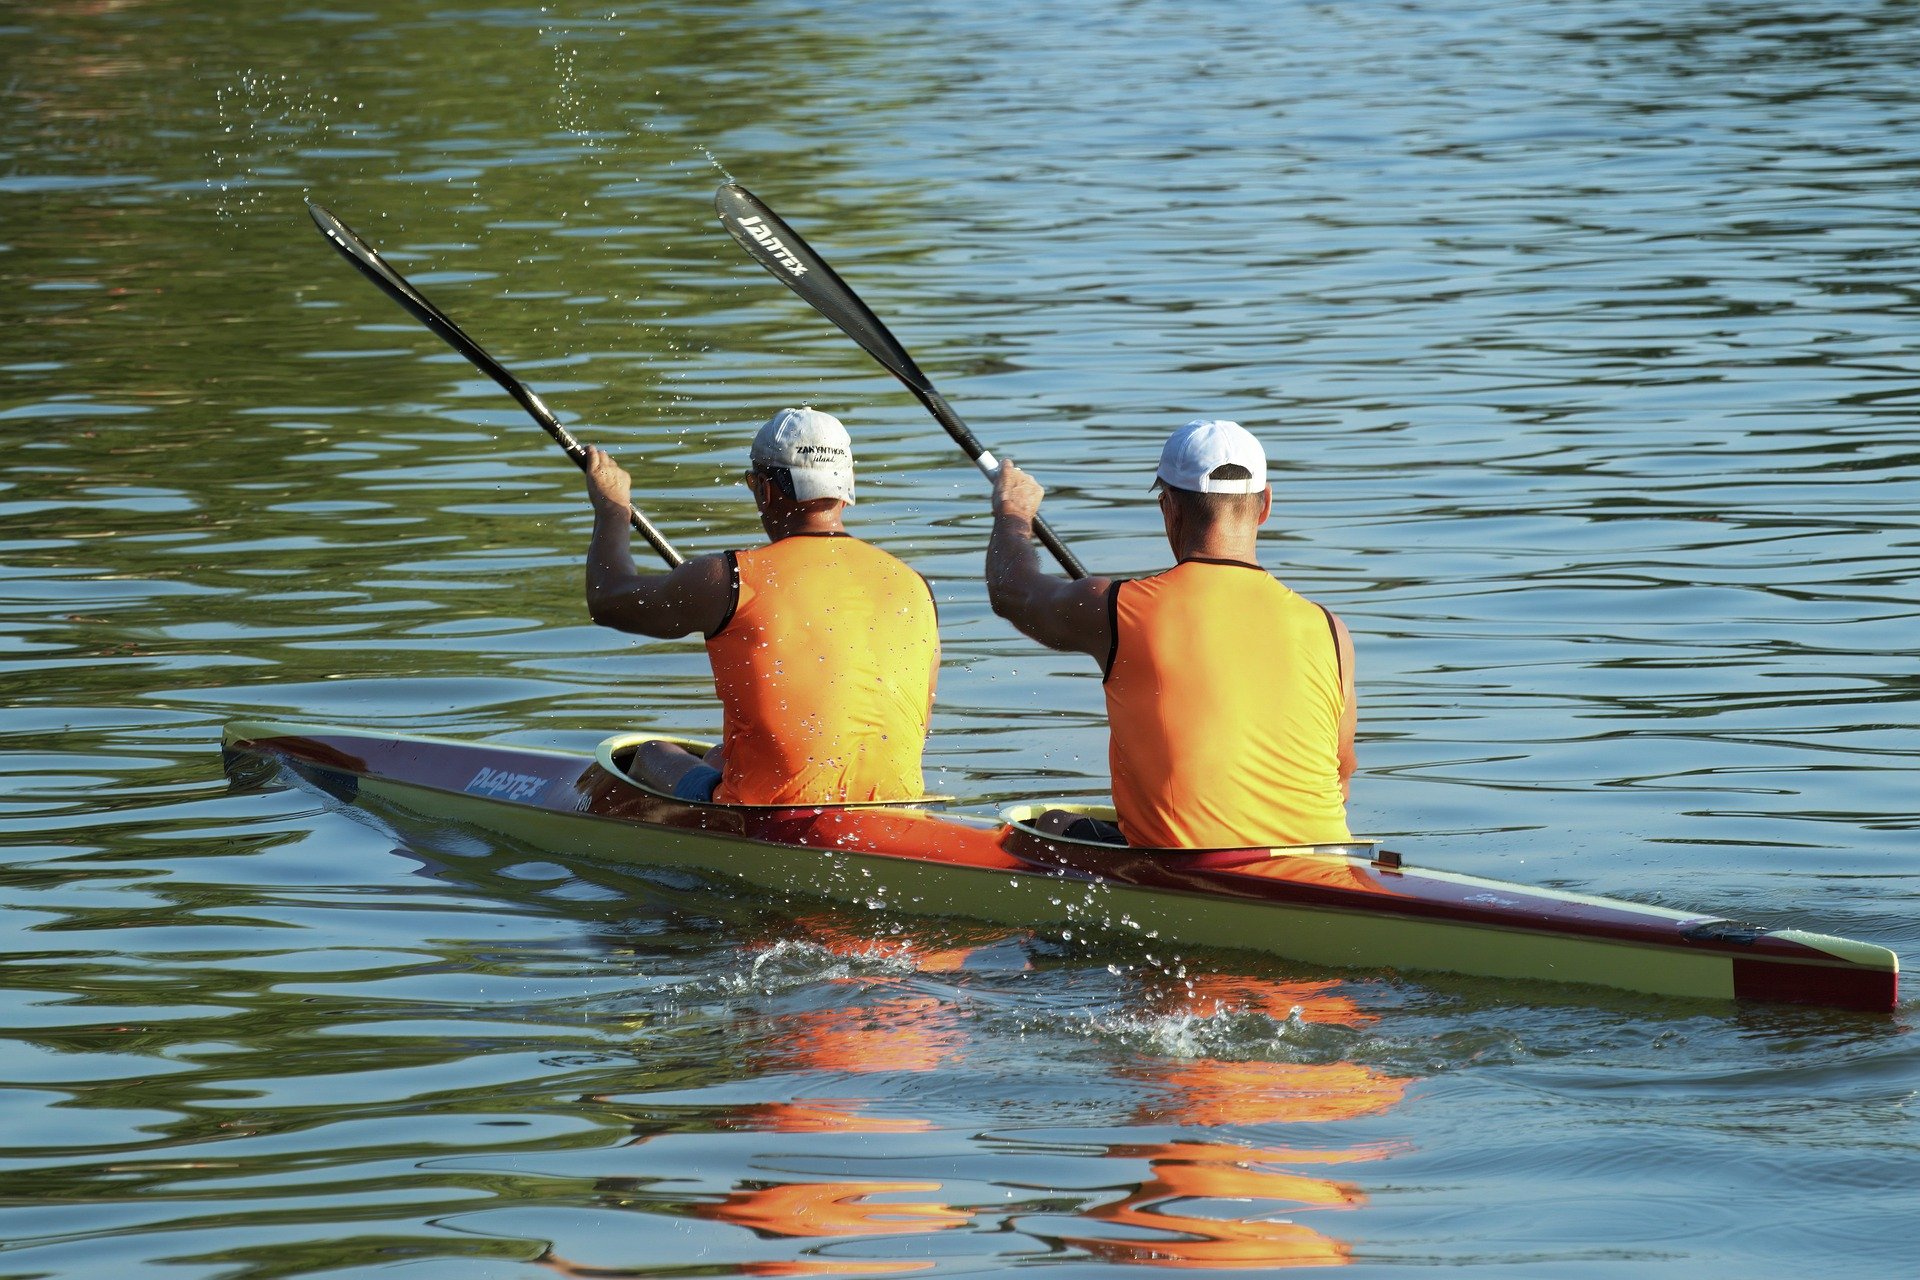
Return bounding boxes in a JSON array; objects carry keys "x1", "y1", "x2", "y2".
[
  {"x1": 1151, "y1": 418, "x2": 1268, "y2": 494},
  {"x1": 751, "y1": 407, "x2": 855, "y2": 505}
]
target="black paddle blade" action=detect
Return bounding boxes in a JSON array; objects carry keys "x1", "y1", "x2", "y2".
[
  {"x1": 304, "y1": 199, "x2": 683, "y2": 567},
  {"x1": 306, "y1": 201, "x2": 564, "y2": 432},
  {"x1": 308, "y1": 202, "x2": 484, "y2": 361},
  {"x1": 714, "y1": 184, "x2": 933, "y2": 394}
]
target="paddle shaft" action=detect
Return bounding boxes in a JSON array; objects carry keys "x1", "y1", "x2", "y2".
[
  {"x1": 713, "y1": 184, "x2": 1086, "y2": 580},
  {"x1": 305, "y1": 201, "x2": 683, "y2": 567}
]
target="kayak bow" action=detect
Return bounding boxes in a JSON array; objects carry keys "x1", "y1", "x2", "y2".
[{"x1": 221, "y1": 720, "x2": 1897, "y2": 1012}]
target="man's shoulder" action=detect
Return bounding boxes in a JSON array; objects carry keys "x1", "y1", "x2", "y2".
[
  {"x1": 756, "y1": 533, "x2": 933, "y2": 594},
  {"x1": 837, "y1": 534, "x2": 926, "y2": 574},
  {"x1": 842, "y1": 539, "x2": 940, "y2": 617}
]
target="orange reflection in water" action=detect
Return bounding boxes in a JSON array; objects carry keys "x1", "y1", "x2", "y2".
[
  {"x1": 723, "y1": 1099, "x2": 934, "y2": 1135},
  {"x1": 637, "y1": 928, "x2": 1415, "y2": 1273},
  {"x1": 1165, "y1": 975, "x2": 1378, "y2": 1028},
  {"x1": 704, "y1": 926, "x2": 990, "y2": 1142},
  {"x1": 693, "y1": 1179, "x2": 972, "y2": 1239},
  {"x1": 1144, "y1": 1057, "x2": 1412, "y2": 1128},
  {"x1": 734, "y1": 1264, "x2": 932, "y2": 1277},
  {"x1": 786, "y1": 915, "x2": 1027, "y2": 974},
  {"x1": 1063, "y1": 1137, "x2": 1379, "y2": 1269},
  {"x1": 1126, "y1": 973, "x2": 1411, "y2": 1127},
  {"x1": 756, "y1": 994, "x2": 963, "y2": 1076},
  {"x1": 543, "y1": 1249, "x2": 928, "y2": 1278},
  {"x1": 1051, "y1": 973, "x2": 1416, "y2": 1267},
  {"x1": 691, "y1": 975, "x2": 973, "y2": 1247},
  {"x1": 1040, "y1": 1061, "x2": 1407, "y2": 1271}
]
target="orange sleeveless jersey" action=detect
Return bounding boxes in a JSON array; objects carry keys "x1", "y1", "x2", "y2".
[
  {"x1": 705, "y1": 533, "x2": 938, "y2": 805},
  {"x1": 1105, "y1": 558, "x2": 1351, "y2": 848}
]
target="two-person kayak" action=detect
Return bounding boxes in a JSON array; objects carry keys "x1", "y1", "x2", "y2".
[{"x1": 220, "y1": 720, "x2": 1897, "y2": 1011}]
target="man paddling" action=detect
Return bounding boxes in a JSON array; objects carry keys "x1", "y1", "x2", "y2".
[
  {"x1": 985, "y1": 419, "x2": 1356, "y2": 848},
  {"x1": 581, "y1": 407, "x2": 939, "y2": 805}
]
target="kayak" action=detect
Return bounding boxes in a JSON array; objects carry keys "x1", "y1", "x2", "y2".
[{"x1": 220, "y1": 720, "x2": 1898, "y2": 1012}]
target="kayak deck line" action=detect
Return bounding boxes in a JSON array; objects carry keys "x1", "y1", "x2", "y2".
[{"x1": 219, "y1": 720, "x2": 1899, "y2": 1012}]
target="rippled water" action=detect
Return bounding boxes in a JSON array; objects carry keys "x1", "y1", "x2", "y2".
[{"x1": 3, "y1": 0, "x2": 1917, "y2": 1275}]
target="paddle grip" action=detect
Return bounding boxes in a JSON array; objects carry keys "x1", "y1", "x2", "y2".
[{"x1": 546, "y1": 417, "x2": 682, "y2": 566}]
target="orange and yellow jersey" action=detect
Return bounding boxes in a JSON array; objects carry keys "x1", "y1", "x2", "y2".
[
  {"x1": 705, "y1": 532, "x2": 938, "y2": 805},
  {"x1": 1104, "y1": 557, "x2": 1351, "y2": 849}
]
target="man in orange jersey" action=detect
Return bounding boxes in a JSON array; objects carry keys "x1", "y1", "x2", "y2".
[
  {"x1": 985, "y1": 419, "x2": 1355, "y2": 848},
  {"x1": 580, "y1": 407, "x2": 939, "y2": 805}
]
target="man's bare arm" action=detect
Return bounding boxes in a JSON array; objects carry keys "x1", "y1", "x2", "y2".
[
  {"x1": 984, "y1": 462, "x2": 1111, "y2": 661},
  {"x1": 587, "y1": 549, "x2": 733, "y2": 639},
  {"x1": 581, "y1": 446, "x2": 732, "y2": 639}
]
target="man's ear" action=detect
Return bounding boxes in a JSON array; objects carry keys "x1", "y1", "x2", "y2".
[{"x1": 1257, "y1": 485, "x2": 1273, "y2": 526}]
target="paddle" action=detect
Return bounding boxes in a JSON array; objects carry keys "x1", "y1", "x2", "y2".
[
  {"x1": 305, "y1": 200, "x2": 684, "y2": 567},
  {"x1": 713, "y1": 183, "x2": 1087, "y2": 580}
]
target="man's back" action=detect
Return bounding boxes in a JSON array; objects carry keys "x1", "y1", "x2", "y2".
[
  {"x1": 982, "y1": 419, "x2": 1359, "y2": 849},
  {"x1": 578, "y1": 407, "x2": 940, "y2": 805},
  {"x1": 1105, "y1": 558, "x2": 1350, "y2": 848},
  {"x1": 707, "y1": 533, "x2": 938, "y2": 805}
]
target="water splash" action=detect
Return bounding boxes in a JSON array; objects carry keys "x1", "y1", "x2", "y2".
[
  {"x1": 537, "y1": 4, "x2": 735, "y2": 183},
  {"x1": 713, "y1": 937, "x2": 919, "y2": 995},
  {"x1": 209, "y1": 70, "x2": 374, "y2": 222},
  {"x1": 540, "y1": 6, "x2": 598, "y2": 166}
]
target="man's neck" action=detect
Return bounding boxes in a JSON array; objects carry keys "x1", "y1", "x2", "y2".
[
  {"x1": 762, "y1": 508, "x2": 847, "y2": 541},
  {"x1": 1173, "y1": 529, "x2": 1259, "y2": 565}
]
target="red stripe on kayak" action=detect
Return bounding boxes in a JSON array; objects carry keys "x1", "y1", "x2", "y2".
[{"x1": 1732, "y1": 957, "x2": 1897, "y2": 1012}]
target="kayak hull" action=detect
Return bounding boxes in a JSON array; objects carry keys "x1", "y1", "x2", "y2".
[{"x1": 221, "y1": 721, "x2": 1898, "y2": 1011}]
